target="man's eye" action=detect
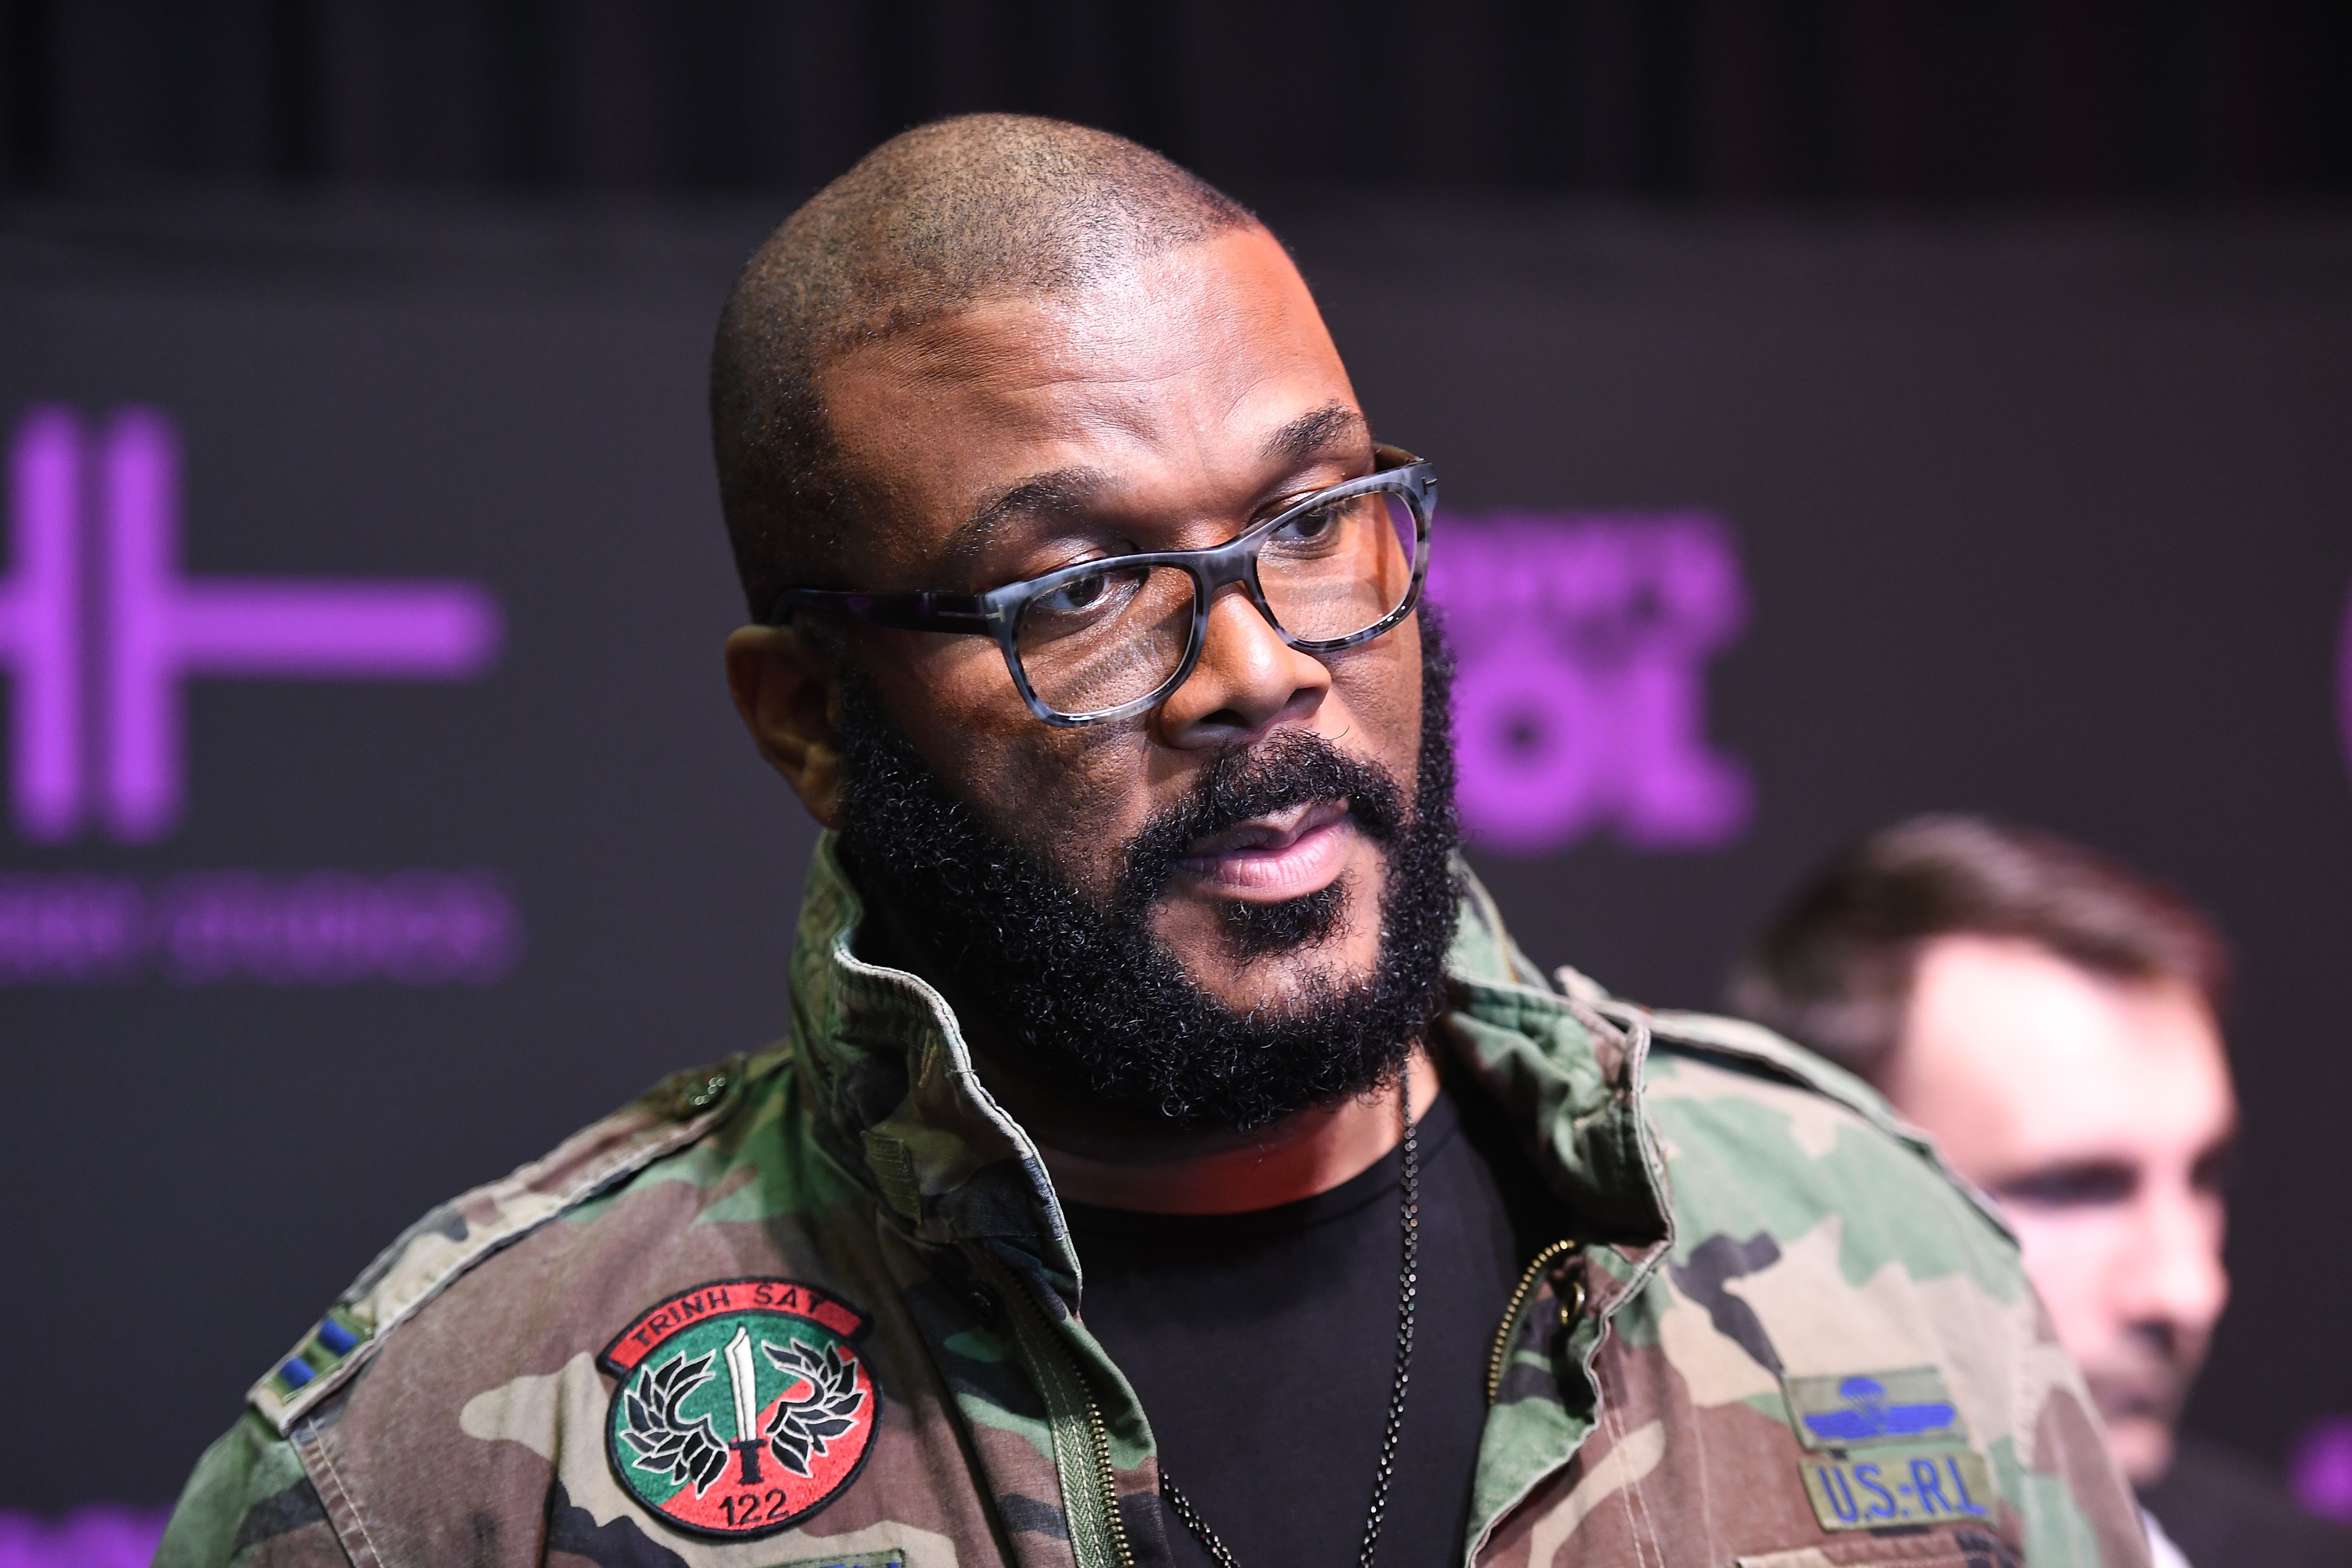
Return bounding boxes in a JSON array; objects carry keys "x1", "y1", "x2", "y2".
[
  {"x1": 1996, "y1": 1163, "x2": 2138, "y2": 1209},
  {"x1": 1271, "y1": 505, "x2": 1342, "y2": 547},
  {"x1": 1034, "y1": 568, "x2": 1135, "y2": 617},
  {"x1": 1043, "y1": 575, "x2": 1105, "y2": 612}
]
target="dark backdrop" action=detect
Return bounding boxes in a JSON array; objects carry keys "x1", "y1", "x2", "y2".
[
  {"x1": 1, "y1": 196, "x2": 2346, "y2": 1514},
  {"x1": 10, "y1": 0, "x2": 2352, "y2": 203}
]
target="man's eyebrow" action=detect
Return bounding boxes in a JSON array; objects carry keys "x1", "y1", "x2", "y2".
[
  {"x1": 1260, "y1": 402, "x2": 1370, "y2": 468},
  {"x1": 935, "y1": 405, "x2": 1367, "y2": 574},
  {"x1": 940, "y1": 466, "x2": 1107, "y2": 572}
]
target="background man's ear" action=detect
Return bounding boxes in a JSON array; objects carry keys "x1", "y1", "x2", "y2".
[{"x1": 724, "y1": 624, "x2": 847, "y2": 829}]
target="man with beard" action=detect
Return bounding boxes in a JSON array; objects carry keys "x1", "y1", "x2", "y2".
[
  {"x1": 159, "y1": 117, "x2": 2144, "y2": 1568},
  {"x1": 1731, "y1": 815, "x2": 2352, "y2": 1568}
]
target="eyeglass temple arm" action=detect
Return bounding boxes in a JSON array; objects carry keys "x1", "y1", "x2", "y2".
[{"x1": 765, "y1": 588, "x2": 998, "y2": 635}]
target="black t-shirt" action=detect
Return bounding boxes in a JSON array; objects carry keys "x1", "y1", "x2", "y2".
[{"x1": 1065, "y1": 1085, "x2": 1566, "y2": 1567}]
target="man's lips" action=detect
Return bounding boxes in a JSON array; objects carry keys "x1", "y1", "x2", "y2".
[{"x1": 1175, "y1": 800, "x2": 1355, "y2": 901}]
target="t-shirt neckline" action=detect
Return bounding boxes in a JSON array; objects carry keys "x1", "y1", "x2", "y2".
[{"x1": 1058, "y1": 1086, "x2": 1462, "y2": 1241}]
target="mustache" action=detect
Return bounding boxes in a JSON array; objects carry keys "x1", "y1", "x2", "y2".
[
  {"x1": 2083, "y1": 1368, "x2": 2196, "y2": 1429},
  {"x1": 2080, "y1": 1327, "x2": 2207, "y2": 1429},
  {"x1": 1113, "y1": 728, "x2": 1411, "y2": 917}
]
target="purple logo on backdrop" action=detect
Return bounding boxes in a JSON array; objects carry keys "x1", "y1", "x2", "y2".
[
  {"x1": 0, "y1": 407, "x2": 501, "y2": 842},
  {"x1": 2294, "y1": 1416, "x2": 2352, "y2": 1525},
  {"x1": 1426, "y1": 512, "x2": 1753, "y2": 855},
  {"x1": 0, "y1": 406, "x2": 518, "y2": 987},
  {"x1": 0, "y1": 1505, "x2": 167, "y2": 1568}
]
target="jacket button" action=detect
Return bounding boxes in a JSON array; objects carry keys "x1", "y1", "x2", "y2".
[
  {"x1": 967, "y1": 1285, "x2": 1001, "y2": 1324},
  {"x1": 670, "y1": 1072, "x2": 730, "y2": 1117}
]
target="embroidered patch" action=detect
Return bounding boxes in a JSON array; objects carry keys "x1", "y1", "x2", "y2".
[
  {"x1": 1798, "y1": 1442, "x2": 1996, "y2": 1532},
  {"x1": 1781, "y1": 1368, "x2": 1997, "y2": 1536},
  {"x1": 1782, "y1": 1367, "x2": 1966, "y2": 1449},
  {"x1": 600, "y1": 1277, "x2": 880, "y2": 1540}
]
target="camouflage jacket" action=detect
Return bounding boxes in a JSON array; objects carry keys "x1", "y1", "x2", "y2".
[{"x1": 159, "y1": 837, "x2": 2148, "y2": 1568}]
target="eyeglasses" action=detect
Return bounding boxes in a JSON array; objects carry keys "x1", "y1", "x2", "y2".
[{"x1": 767, "y1": 445, "x2": 1437, "y2": 727}]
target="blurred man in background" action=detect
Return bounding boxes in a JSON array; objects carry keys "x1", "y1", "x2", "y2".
[{"x1": 1731, "y1": 814, "x2": 2352, "y2": 1568}]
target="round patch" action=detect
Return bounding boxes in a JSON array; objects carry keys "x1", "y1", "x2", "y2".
[{"x1": 599, "y1": 1277, "x2": 880, "y2": 1539}]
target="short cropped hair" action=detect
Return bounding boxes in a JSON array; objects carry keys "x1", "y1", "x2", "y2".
[
  {"x1": 709, "y1": 114, "x2": 1256, "y2": 620},
  {"x1": 1726, "y1": 814, "x2": 2228, "y2": 1083}
]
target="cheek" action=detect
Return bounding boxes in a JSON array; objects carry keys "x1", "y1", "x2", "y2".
[
  {"x1": 2009, "y1": 1212, "x2": 2127, "y2": 1350},
  {"x1": 994, "y1": 729, "x2": 1162, "y2": 886},
  {"x1": 1324, "y1": 630, "x2": 1425, "y2": 780},
  {"x1": 867, "y1": 633, "x2": 1016, "y2": 724},
  {"x1": 881, "y1": 652, "x2": 1160, "y2": 896}
]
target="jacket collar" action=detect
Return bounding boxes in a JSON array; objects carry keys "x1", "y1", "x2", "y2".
[{"x1": 787, "y1": 832, "x2": 1672, "y2": 1299}]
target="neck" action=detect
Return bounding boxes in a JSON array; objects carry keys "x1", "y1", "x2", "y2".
[{"x1": 981, "y1": 1045, "x2": 1440, "y2": 1216}]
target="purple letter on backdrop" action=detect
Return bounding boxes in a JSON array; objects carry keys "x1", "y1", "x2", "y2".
[
  {"x1": 1427, "y1": 513, "x2": 1752, "y2": 855},
  {"x1": 4, "y1": 407, "x2": 505, "y2": 843},
  {"x1": 101, "y1": 409, "x2": 502, "y2": 840},
  {"x1": 0, "y1": 410, "x2": 82, "y2": 842}
]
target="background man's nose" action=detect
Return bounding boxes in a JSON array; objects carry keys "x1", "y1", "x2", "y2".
[
  {"x1": 2120, "y1": 1185, "x2": 2231, "y2": 1336},
  {"x1": 1155, "y1": 585, "x2": 1331, "y2": 748}
]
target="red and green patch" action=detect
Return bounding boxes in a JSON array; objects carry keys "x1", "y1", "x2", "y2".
[{"x1": 600, "y1": 1277, "x2": 879, "y2": 1539}]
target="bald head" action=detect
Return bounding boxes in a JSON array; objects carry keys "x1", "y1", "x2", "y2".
[{"x1": 710, "y1": 114, "x2": 1258, "y2": 618}]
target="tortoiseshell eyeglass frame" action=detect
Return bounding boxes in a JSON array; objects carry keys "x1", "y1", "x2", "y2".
[{"x1": 765, "y1": 444, "x2": 1436, "y2": 727}]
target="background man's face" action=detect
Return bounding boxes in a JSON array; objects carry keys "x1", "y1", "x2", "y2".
[
  {"x1": 818, "y1": 226, "x2": 1424, "y2": 1018},
  {"x1": 1882, "y1": 934, "x2": 2235, "y2": 1485}
]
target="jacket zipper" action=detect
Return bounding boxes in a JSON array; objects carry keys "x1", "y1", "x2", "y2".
[
  {"x1": 981, "y1": 1251, "x2": 1137, "y2": 1568},
  {"x1": 1486, "y1": 1238, "x2": 1582, "y2": 1405},
  {"x1": 1082, "y1": 1380, "x2": 1137, "y2": 1568}
]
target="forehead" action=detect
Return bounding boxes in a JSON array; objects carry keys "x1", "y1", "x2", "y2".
[
  {"x1": 819, "y1": 228, "x2": 1359, "y2": 565},
  {"x1": 1900, "y1": 935, "x2": 2234, "y2": 1160}
]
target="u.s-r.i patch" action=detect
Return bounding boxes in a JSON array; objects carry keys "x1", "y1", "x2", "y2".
[
  {"x1": 1781, "y1": 1367, "x2": 1995, "y2": 1535},
  {"x1": 600, "y1": 1277, "x2": 880, "y2": 1540}
]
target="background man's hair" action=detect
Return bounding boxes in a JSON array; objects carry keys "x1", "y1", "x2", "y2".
[
  {"x1": 1726, "y1": 814, "x2": 2229, "y2": 1083},
  {"x1": 710, "y1": 114, "x2": 1256, "y2": 620}
]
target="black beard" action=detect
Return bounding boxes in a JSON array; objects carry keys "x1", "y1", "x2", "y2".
[{"x1": 832, "y1": 613, "x2": 1462, "y2": 1132}]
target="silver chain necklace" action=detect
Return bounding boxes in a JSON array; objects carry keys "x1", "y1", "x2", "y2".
[{"x1": 1158, "y1": 1099, "x2": 1420, "y2": 1568}]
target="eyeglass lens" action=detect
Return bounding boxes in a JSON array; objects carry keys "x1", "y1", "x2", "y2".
[{"x1": 1010, "y1": 485, "x2": 1420, "y2": 719}]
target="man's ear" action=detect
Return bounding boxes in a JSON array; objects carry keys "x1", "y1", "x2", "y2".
[{"x1": 724, "y1": 624, "x2": 848, "y2": 830}]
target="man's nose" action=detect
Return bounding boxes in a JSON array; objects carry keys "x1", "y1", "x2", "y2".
[
  {"x1": 1154, "y1": 583, "x2": 1330, "y2": 748},
  {"x1": 2118, "y1": 1186, "x2": 2230, "y2": 1336}
]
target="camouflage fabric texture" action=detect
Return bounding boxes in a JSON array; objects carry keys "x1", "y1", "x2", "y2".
[{"x1": 157, "y1": 836, "x2": 2149, "y2": 1568}]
